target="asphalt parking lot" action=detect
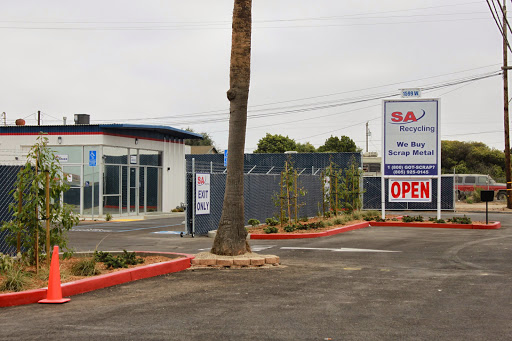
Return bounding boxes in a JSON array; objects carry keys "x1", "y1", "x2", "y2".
[{"x1": 1, "y1": 211, "x2": 511, "y2": 340}]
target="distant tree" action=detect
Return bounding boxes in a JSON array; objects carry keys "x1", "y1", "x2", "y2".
[
  {"x1": 441, "y1": 140, "x2": 505, "y2": 181},
  {"x1": 317, "y1": 135, "x2": 359, "y2": 153},
  {"x1": 184, "y1": 128, "x2": 216, "y2": 148},
  {"x1": 254, "y1": 133, "x2": 296, "y2": 153},
  {"x1": 296, "y1": 142, "x2": 316, "y2": 153}
]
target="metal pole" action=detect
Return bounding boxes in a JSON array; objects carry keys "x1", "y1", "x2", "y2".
[
  {"x1": 504, "y1": 3, "x2": 512, "y2": 209},
  {"x1": 210, "y1": 161, "x2": 213, "y2": 174},
  {"x1": 192, "y1": 158, "x2": 195, "y2": 236}
]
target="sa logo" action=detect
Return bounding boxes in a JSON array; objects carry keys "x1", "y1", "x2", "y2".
[{"x1": 390, "y1": 109, "x2": 425, "y2": 124}]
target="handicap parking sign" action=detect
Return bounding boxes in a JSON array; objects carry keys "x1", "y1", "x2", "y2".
[{"x1": 89, "y1": 151, "x2": 97, "y2": 167}]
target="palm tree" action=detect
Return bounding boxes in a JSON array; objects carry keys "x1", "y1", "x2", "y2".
[{"x1": 211, "y1": 0, "x2": 252, "y2": 255}]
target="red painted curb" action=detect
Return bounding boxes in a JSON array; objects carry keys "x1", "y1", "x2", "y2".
[
  {"x1": 249, "y1": 222, "x2": 370, "y2": 239},
  {"x1": 370, "y1": 221, "x2": 501, "y2": 229},
  {"x1": 0, "y1": 251, "x2": 194, "y2": 308}
]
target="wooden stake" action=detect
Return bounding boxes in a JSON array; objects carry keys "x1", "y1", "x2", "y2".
[
  {"x1": 17, "y1": 188, "x2": 22, "y2": 254},
  {"x1": 46, "y1": 171, "x2": 50, "y2": 268},
  {"x1": 35, "y1": 149, "x2": 39, "y2": 273}
]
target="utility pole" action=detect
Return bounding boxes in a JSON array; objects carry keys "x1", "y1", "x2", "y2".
[
  {"x1": 37, "y1": 110, "x2": 41, "y2": 126},
  {"x1": 365, "y1": 121, "x2": 370, "y2": 153},
  {"x1": 503, "y1": 4, "x2": 512, "y2": 209}
]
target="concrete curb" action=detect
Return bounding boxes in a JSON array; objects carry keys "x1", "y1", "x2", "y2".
[
  {"x1": 249, "y1": 222, "x2": 370, "y2": 239},
  {"x1": 249, "y1": 220, "x2": 501, "y2": 239},
  {"x1": 0, "y1": 251, "x2": 194, "y2": 308}
]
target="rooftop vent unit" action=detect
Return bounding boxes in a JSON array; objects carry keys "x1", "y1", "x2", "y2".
[{"x1": 74, "y1": 114, "x2": 90, "y2": 125}]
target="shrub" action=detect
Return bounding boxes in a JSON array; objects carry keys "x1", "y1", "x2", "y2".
[
  {"x1": 94, "y1": 250, "x2": 143, "y2": 269},
  {"x1": 105, "y1": 213, "x2": 113, "y2": 221},
  {"x1": 71, "y1": 257, "x2": 99, "y2": 276},
  {"x1": 471, "y1": 188, "x2": 482, "y2": 203},
  {"x1": 0, "y1": 253, "x2": 15, "y2": 273},
  {"x1": 326, "y1": 221, "x2": 333, "y2": 226},
  {"x1": 0, "y1": 267, "x2": 26, "y2": 292},
  {"x1": 351, "y1": 211, "x2": 363, "y2": 220},
  {"x1": 413, "y1": 215, "x2": 424, "y2": 222},
  {"x1": 283, "y1": 225, "x2": 296, "y2": 232},
  {"x1": 448, "y1": 216, "x2": 472, "y2": 224},
  {"x1": 296, "y1": 224, "x2": 309, "y2": 230},
  {"x1": 333, "y1": 218, "x2": 343, "y2": 225},
  {"x1": 466, "y1": 198, "x2": 474, "y2": 204},
  {"x1": 402, "y1": 216, "x2": 414, "y2": 223},
  {"x1": 265, "y1": 218, "x2": 279, "y2": 226},
  {"x1": 248, "y1": 219, "x2": 260, "y2": 227},
  {"x1": 300, "y1": 216, "x2": 309, "y2": 222},
  {"x1": 264, "y1": 226, "x2": 279, "y2": 234}
]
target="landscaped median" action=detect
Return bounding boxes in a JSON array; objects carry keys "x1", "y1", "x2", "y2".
[
  {"x1": 248, "y1": 218, "x2": 501, "y2": 240},
  {"x1": 0, "y1": 251, "x2": 194, "y2": 308}
]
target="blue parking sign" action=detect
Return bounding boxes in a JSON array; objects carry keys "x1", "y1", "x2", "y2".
[
  {"x1": 224, "y1": 150, "x2": 228, "y2": 167},
  {"x1": 89, "y1": 151, "x2": 97, "y2": 167}
]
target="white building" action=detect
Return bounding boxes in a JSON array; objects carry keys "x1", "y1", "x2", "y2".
[{"x1": 0, "y1": 118, "x2": 202, "y2": 218}]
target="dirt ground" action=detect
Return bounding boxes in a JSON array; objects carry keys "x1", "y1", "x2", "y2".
[{"x1": 456, "y1": 200, "x2": 512, "y2": 212}]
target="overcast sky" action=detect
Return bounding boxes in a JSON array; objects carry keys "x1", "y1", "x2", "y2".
[{"x1": 0, "y1": 0, "x2": 507, "y2": 153}]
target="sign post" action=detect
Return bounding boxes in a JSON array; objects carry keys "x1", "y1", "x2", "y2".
[
  {"x1": 382, "y1": 99, "x2": 441, "y2": 219},
  {"x1": 89, "y1": 151, "x2": 97, "y2": 220}
]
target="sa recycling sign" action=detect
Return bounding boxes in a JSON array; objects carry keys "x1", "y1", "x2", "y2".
[{"x1": 383, "y1": 99, "x2": 440, "y2": 176}]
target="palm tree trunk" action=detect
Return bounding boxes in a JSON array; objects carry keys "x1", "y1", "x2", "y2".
[{"x1": 211, "y1": 0, "x2": 252, "y2": 256}]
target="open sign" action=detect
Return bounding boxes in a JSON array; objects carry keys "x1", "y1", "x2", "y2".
[{"x1": 389, "y1": 179, "x2": 431, "y2": 202}]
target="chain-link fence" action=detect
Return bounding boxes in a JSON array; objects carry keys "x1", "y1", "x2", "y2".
[
  {"x1": 186, "y1": 154, "x2": 456, "y2": 235},
  {"x1": 186, "y1": 152, "x2": 361, "y2": 175},
  {"x1": 0, "y1": 165, "x2": 23, "y2": 255},
  {"x1": 186, "y1": 172, "x2": 323, "y2": 235},
  {"x1": 362, "y1": 176, "x2": 455, "y2": 210},
  {"x1": 186, "y1": 153, "x2": 360, "y2": 235}
]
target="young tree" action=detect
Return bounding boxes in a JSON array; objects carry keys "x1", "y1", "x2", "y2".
[
  {"x1": 1, "y1": 135, "x2": 79, "y2": 264},
  {"x1": 211, "y1": 0, "x2": 252, "y2": 255}
]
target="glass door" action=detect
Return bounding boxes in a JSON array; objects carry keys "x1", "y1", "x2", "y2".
[{"x1": 129, "y1": 167, "x2": 139, "y2": 215}]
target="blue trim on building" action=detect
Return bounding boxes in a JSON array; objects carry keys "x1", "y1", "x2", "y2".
[{"x1": 0, "y1": 124, "x2": 202, "y2": 140}]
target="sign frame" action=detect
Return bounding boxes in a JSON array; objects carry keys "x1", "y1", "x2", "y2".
[
  {"x1": 195, "y1": 173, "x2": 211, "y2": 215},
  {"x1": 381, "y1": 98, "x2": 441, "y2": 219}
]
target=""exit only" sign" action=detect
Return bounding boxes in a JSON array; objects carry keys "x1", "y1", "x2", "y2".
[{"x1": 389, "y1": 179, "x2": 431, "y2": 202}]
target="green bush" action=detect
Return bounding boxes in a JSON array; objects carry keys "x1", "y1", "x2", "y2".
[
  {"x1": 283, "y1": 225, "x2": 296, "y2": 232},
  {"x1": 333, "y1": 218, "x2": 343, "y2": 225},
  {"x1": 71, "y1": 257, "x2": 99, "y2": 276},
  {"x1": 300, "y1": 216, "x2": 309, "y2": 222},
  {"x1": 0, "y1": 253, "x2": 15, "y2": 273},
  {"x1": 105, "y1": 213, "x2": 113, "y2": 221},
  {"x1": 265, "y1": 218, "x2": 279, "y2": 226},
  {"x1": 402, "y1": 216, "x2": 414, "y2": 223},
  {"x1": 263, "y1": 226, "x2": 279, "y2": 234},
  {"x1": 248, "y1": 219, "x2": 260, "y2": 227},
  {"x1": 448, "y1": 216, "x2": 472, "y2": 224},
  {"x1": 0, "y1": 267, "x2": 26, "y2": 292},
  {"x1": 413, "y1": 215, "x2": 424, "y2": 222},
  {"x1": 94, "y1": 250, "x2": 143, "y2": 269}
]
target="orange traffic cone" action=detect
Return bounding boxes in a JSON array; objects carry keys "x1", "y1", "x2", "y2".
[{"x1": 38, "y1": 245, "x2": 71, "y2": 304}]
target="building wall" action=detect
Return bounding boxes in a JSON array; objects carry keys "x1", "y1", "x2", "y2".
[{"x1": 0, "y1": 132, "x2": 186, "y2": 214}]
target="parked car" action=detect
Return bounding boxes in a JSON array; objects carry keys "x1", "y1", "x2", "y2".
[{"x1": 455, "y1": 174, "x2": 507, "y2": 200}]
